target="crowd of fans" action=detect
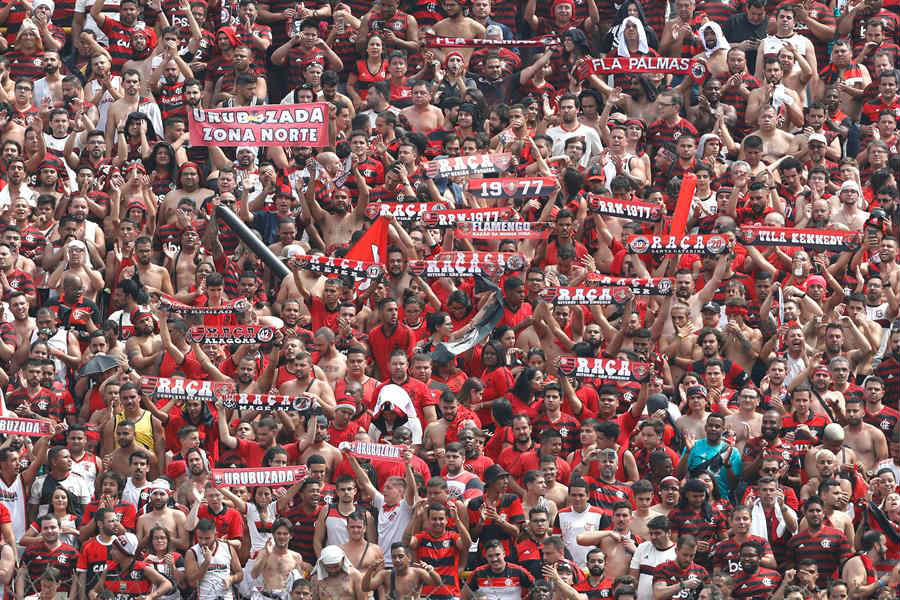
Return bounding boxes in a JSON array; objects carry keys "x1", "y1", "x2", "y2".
[{"x1": 0, "y1": 0, "x2": 896, "y2": 598}]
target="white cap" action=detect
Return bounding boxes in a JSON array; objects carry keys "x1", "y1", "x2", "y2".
[
  {"x1": 807, "y1": 133, "x2": 827, "y2": 145},
  {"x1": 113, "y1": 533, "x2": 139, "y2": 556},
  {"x1": 824, "y1": 422, "x2": 844, "y2": 442}
]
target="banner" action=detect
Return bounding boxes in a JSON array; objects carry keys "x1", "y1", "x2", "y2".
[
  {"x1": 292, "y1": 255, "x2": 384, "y2": 280},
  {"x1": 160, "y1": 295, "x2": 249, "y2": 315},
  {"x1": 455, "y1": 221, "x2": 553, "y2": 239},
  {"x1": 670, "y1": 173, "x2": 697, "y2": 237},
  {"x1": 187, "y1": 324, "x2": 275, "y2": 345},
  {"x1": 424, "y1": 35, "x2": 559, "y2": 48},
  {"x1": 212, "y1": 466, "x2": 308, "y2": 487},
  {"x1": 556, "y1": 356, "x2": 653, "y2": 382},
  {"x1": 431, "y1": 274, "x2": 506, "y2": 364},
  {"x1": 584, "y1": 275, "x2": 674, "y2": 296},
  {"x1": 737, "y1": 226, "x2": 862, "y2": 252},
  {"x1": 422, "y1": 207, "x2": 517, "y2": 228},
  {"x1": 365, "y1": 201, "x2": 448, "y2": 222},
  {"x1": 575, "y1": 56, "x2": 706, "y2": 81},
  {"x1": 423, "y1": 154, "x2": 512, "y2": 178},
  {"x1": 188, "y1": 103, "x2": 329, "y2": 147},
  {"x1": 539, "y1": 285, "x2": 634, "y2": 305},
  {"x1": 588, "y1": 196, "x2": 663, "y2": 222},
  {"x1": 0, "y1": 417, "x2": 51, "y2": 437},
  {"x1": 140, "y1": 376, "x2": 236, "y2": 402},
  {"x1": 626, "y1": 234, "x2": 731, "y2": 256},
  {"x1": 468, "y1": 177, "x2": 558, "y2": 199},
  {"x1": 338, "y1": 441, "x2": 404, "y2": 463},
  {"x1": 221, "y1": 393, "x2": 313, "y2": 412},
  {"x1": 409, "y1": 251, "x2": 526, "y2": 278}
]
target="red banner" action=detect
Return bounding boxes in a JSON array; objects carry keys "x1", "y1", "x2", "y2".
[
  {"x1": 424, "y1": 35, "x2": 559, "y2": 48},
  {"x1": 187, "y1": 324, "x2": 275, "y2": 345},
  {"x1": 409, "y1": 251, "x2": 525, "y2": 278},
  {"x1": 222, "y1": 393, "x2": 312, "y2": 412},
  {"x1": 670, "y1": 173, "x2": 697, "y2": 237},
  {"x1": 365, "y1": 201, "x2": 449, "y2": 222},
  {"x1": 455, "y1": 221, "x2": 553, "y2": 239},
  {"x1": 539, "y1": 285, "x2": 634, "y2": 305},
  {"x1": 588, "y1": 196, "x2": 663, "y2": 222},
  {"x1": 626, "y1": 234, "x2": 732, "y2": 256},
  {"x1": 423, "y1": 154, "x2": 513, "y2": 178},
  {"x1": 422, "y1": 207, "x2": 517, "y2": 228},
  {"x1": 468, "y1": 177, "x2": 558, "y2": 199},
  {"x1": 140, "y1": 376, "x2": 236, "y2": 402},
  {"x1": 291, "y1": 255, "x2": 384, "y2": 280},
  {"x1": 575, "y1": 56, "x2": 706, "y2": 81},
  {"x1": 584, "y1": 275, "x2": 674, "y2": 296},
  {"x1": 338, "y1": 441, "x2": 405, "y2": 463},
  {"x1": 737, "y1": 226, "x2": 862, "y2": 252},
  {"x1": 0, "y1": 417, "x2": 51, "y2": 437},
  {"x1": 212, "y1": 466, "x2": 308, "y2": 487},
  {"x1": 188, "y1": 103, "x2": 329, "y2": 147},
  {"x1": 556, "y1": 356, "x2": 653, "y2": 382}
]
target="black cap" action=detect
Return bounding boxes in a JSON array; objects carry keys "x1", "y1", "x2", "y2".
[
  {"x1": 701, "y1": 301, "x2": 719, "y2": 313},
  {"x1": 484, "y1": 464, "x2": 510, "y2": 486}
]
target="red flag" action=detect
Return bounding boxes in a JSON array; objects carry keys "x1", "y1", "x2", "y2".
[
  {"x1": 345, "y1": 216, "x2": 388, "y2": 264},
  {"x1": 669, "y1": 173, "x2": 697, "y2": 237}
]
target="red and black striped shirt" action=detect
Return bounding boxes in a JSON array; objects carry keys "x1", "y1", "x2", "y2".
[
  {"x1": 653, "y1": 559, "x2": 710, "y2": 592},
  {"x1": 22, "y1": 542, "x2": 78, "y2": 592},
  {"x1": 101, "y1": 560, "x2": 154, "y2": 598},
  {"x1": 415, "y1": 530, "x2": 462, "y2": 599},
  {"x1": 279, "y1": 500, "x2": 321, "y2": 564},
  {"x1": 788, "y1": 526, "x2": 852, "y2": 587},
  {"x1": 100, "y1": 18, "x2": 138, "y2": 68},
  {"x1": 712, "y1": 535, "x2": 772, "y2": 576},
  {"x1": 731, "y1": 566, "x2": 782, "y2": 599}
]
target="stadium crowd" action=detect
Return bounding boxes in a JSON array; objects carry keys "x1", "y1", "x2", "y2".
[{"x1": 0, "y1": 0, "x2": 896, "y2": 598}]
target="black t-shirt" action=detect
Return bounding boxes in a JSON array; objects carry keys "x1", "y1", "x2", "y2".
[
  {"x1": 471, "y1": 72, "x2": 520, "y2": 107},
  {"x1": 722, "y1": 13, "x2": 768, "y2": 71}
]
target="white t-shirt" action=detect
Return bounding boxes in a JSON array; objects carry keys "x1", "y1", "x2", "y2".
[
  {"x1": 630, "y1": 540, "x2": 676, "y2": 600},
  {"x1": 373, "y1": 492, "x2": 412, "y2": 566},
  {"x1": 555, "y1": 505, "x2": 608, "y2": 567},
  {"x1": 546, "y1": 123, "x2": 604, "y2": 169},
  {"x1": 30, "y1": 472, "x2": 94, "y2": 515}
]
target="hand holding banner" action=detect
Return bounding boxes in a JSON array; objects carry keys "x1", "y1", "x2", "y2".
[
  {"x1": 0, "y1": 417, "x2": 52, "y2": 437},
  {"x1": 556, "y1": 356, "x2": 654, "y2": 382},
  {"x1": 626, "y1": 234, "x2": 731, "y2": 256},
  {"x1": 141, "y1": 376, "x2": 236, "y2": 402},
  {"x1": 737, "y1": 226, "x2": 862, "y2": 252},
  {"x1": 421, "y1": 207, "x2": 517, "y2": 228},
  {"x1": 455, "y1": 221, "x2": 553, "y2": 240},
  {"x1": 588, "y1": 195, "x2": 663, "y2": 222},
  {"x1": 338, "y1": 441, "x2": 405, "y2": 463}
]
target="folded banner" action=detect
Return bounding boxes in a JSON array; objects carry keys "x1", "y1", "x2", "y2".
[
  {"x1": 467, "y1": 177, "x2": 558, "y2": 199},
  {"x1": 626, "y1": 234, "x2": 731, "y2": 256},
  {"x1": 422, "y1": 206, "x2": 517, "y2": 228},
  {"x1": 292, "y1": 255, "x2": 384, "y2": 280},
  {"x1": 409, "y1": 251, "x2": 526, "y2": 278},
  {"x1": 588, "y1": 195, "x2": 663, "y2": 222},
  {"x1": 159, "y1": 295, "x2": 249, "y2": 315},
  {"x1": 0, "y1": 417, "x2": 52, "y2": 436},
  {"x1": 365, "y1": 201, "x2": 449, "y2": 222},
  {"x1": 584, "y1": 275, "x2": 675, "y2": 296},
  {"x1": 222, "y1": 393, "x2": 313, "y2": 412},
  {"x1": 141, "y1": 376, "x2": 236, "y2": 402},
  {"x1": 456, "y1": 221, "x2": 553, "y2": 239},
  {"x1": 338, "y1": 441, "x2": 405, "y2": 463},
  {"x1": 539, "y1": 285, "x2": 634, "y2": 305},
  {"x1": 187, "y1": 324, "x2": 275, "y2": 345},
  {"x1": 556, "y1": 356, "x2": 653, "y2": 382},
  {"x1": 737, "y1": 226, "x2": 862, "y2": 252},
  {"x1": 575, "y1": 56, "x2": 707, "y2": 82},
  {"x1": 423, "y1": 153, "x2": 513, "y2": 178},
  {"x1": 424, "y1": 35, "x2": 560, "y2": 48},
  {"x1": 188, "y1": 103, "x2": 329, "y2": 147},
  {"x1": 212, "y1": 466, "x2": 308, "y2": 487}
]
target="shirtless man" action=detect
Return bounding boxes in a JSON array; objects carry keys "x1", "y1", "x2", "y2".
[
  {"x1": 300, "y1": 156, "x2": 369, "y2": 249},
  {"x1": 725, "y1": 389, "x2": 763, "y2": 450},
  {"x1": 311, "y1": 545, "x2": 364, "y2": 600},
  {"x1": 279, "y1": 352, "x2": 337, "y2": 417},
  {"x1": 124, "y1": 305, "x2": 163, "y2": 375},
  {"x1": 542, "y1": 457, "x2": 568, "y2": 508},
  {"x1": 104, "y1": 420, "x2": 161, "y2": 480},
  {"x1": 830, "y1": 180, "x2": 869, "y2": 231},
  {"x1": 136, "y1": 479, "x2": 188, "y2": 549},
  {"x1": 800, "y1": 448, "x2": 841, "y2": 500},
  {"x1": 48, "y1": 242, "x2": 104, "y2": 303},
  {"x1": 169, "y1": 226, "x2": 204, "y2": 294},
  {"x1": 297, "y1": 415, "x2": 343, "y2": 479},
  {"x1": 661, "y1": 302, "x2": 699, "y2": 382},
  {"x1": 431, "y1": 0, "x2": 484, "y2": 64},
  {"x1": 843, "y1": 395, "x2": 888, "y2": 472},
  {"x1": 745, "y1": 59, "x2": 804, "y2": 130},
  {"x1": 9, "y1": 292, "x2": 35, "y2": 372},
  {"x1": 341, "y1": 511, "x2": 383, "y2": 572},
  {"x1": 251, "y1": 519, "x2": 309, "y2": 597},
  {"x1": 722, "y1": 299, "x2": 762, "y2": 375},
  {"x1": 361, "y1": 544, "x2": 440, "y2": 600},
  {"x1": 745, "y1": 105, "x2": 800, "y2": 161},
  {"x1": 675, "y1": 387, "x2": 710, "y2": 441},
  {"x1": 104, "y1": 69, "x2": 163, "y2": 151},
  {"x1": 630, "y1": 480, "x2": 656, "y2": 540},
  {"x1": 159, "y1": 163, "x2": 214, "y2": 226},
  {"x1": 399, "y1": 81, "x2": 444, "y2": 134},
  {"x1": 576, "y1": 502, "x2": 639, "y2": 580},
  {"x1": 314, "y1": 328, "x2": 346, "y2": 387}
]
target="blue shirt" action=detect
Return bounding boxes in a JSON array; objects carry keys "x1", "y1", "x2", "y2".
[{"x1": 683, "y1": 438, "x2": 742, "y2": 500}]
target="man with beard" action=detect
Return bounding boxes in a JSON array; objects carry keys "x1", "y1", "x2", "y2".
[
  {"x1": 136, "y1": 479, "x2": 188, "y2": 548},
  {"x1": 746, "y1": 57, "x2": 804, "y2": 131},
  {"x1": 545, "y1": 95, "x2": 603, "y2": 169},
  {"x1": 572, "y1": 548, "x2": 613, "y2": 598},
  {"x1": 278, "y1": 349, "x2": 337, "y2": 411},
  {"x1": 214, "y1": 51, "x2": 267, "y2": 106},
  {"x1": 298, "y1": 155, "x2": 369, "y2": 250},
  {"x1": 629, "y1": 515, "x2": 676, "y2": 600},
  {"x1": 841, "y1": 530, "x2": 891, "y2": 596},
  {"x1": 176, "y1": 446, "x2": 210, "y2": 505},
  {"x1": 124, "y1": 236, "x2": 175, "y2": 296},
  {"x1": 185, "y1": 517, "x2": 243, "y2": 600},
  {"x1": 651, "y1": 535, "x2": 710, "y2": 600},
  {"x1": 48, "y1": 239, "x2": 104, "y2": 303},
  {"x1": 122, "y1": 29, "x2": 165, "y2": 91},
  {"x1": 362, "y1": 544, "x2": 441, "y2": 599},
  {"x1": 18, "y1": 514, "x2": 79, "y2": 598},
  {"x1": 711, "y1": 506, "x2": 775, "y2": 577},
  {"x1": 741, "y1": 410, "x2": 798, "y2": 484},
  {"x1": 105, "y1": 70, "x2": 164, "y2": 150},
  {"x1": 398, "y1": 80, "x2": 444, "y2": 134},
  {"x1": 292, "y1": 415, "x2": 342, "y2": 478},
  {"x1": 7, "y1": 358, "x2": 59, "y2": 421},
  {"x1": 124, "y1": 303, "x2": 163, "y2": 375},
  {"x1": 153, "y1": 56, "x2": 193, "y2": 121},
  {"x1": 105, "y1": 420, "x2": 161, "y2": 479},
  {"x1": 465, "y1": 539, "x2": 534, "y2": 600},
  {"x1": 250, "y1": 519, "x2": 309, "y2": 596},
  {"x1": 576, "y1": 502, "x2": 639, "y2": 580},
  {"x1": 431, "y1": 0, "x2": 484, "y2": 63},
  {"x1": 788, "y1": 497, "x2": 851, "y2": 588},
  {"x1": 423, "y1": 393, "x2": 479, "y2": 460},
  {"x1": 311, "y1": 545, "x2": 364, "y2": 600},
  {"x1": 843, "y1": 395, "x2": 889, "y2": 472},
  {"x1": 31, "y1": 307, "x2": 82, "y2": 379},
  {"x1": 729, "y1": 541, "x2": 781, "y2": 598},
  {"x1": 90, "y1": 0, "x2": 143, "y2": 69},
  {"x1": 874, "y1": 326, "x2": 900, "y2": 398},
  {"x1": 0, "y1": 242, "x2": 35, "y2": 307}
]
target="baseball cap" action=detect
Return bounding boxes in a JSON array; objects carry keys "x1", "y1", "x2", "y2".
[
  {"x1": 686, "y1": 385, "x2": 708, "y2": 398},
  {"x1": 660, "y1": 476, "x2": 680, "y2": 489},
  {"x1": 484, "y1": 464, "x2": 510, "y2": 486},
  {"x1": 701, "y1": 301, "x2": 719, "y2": 313},
  {"x1": 808, "y1": 133, "x2": 827, "y2": 145}
]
